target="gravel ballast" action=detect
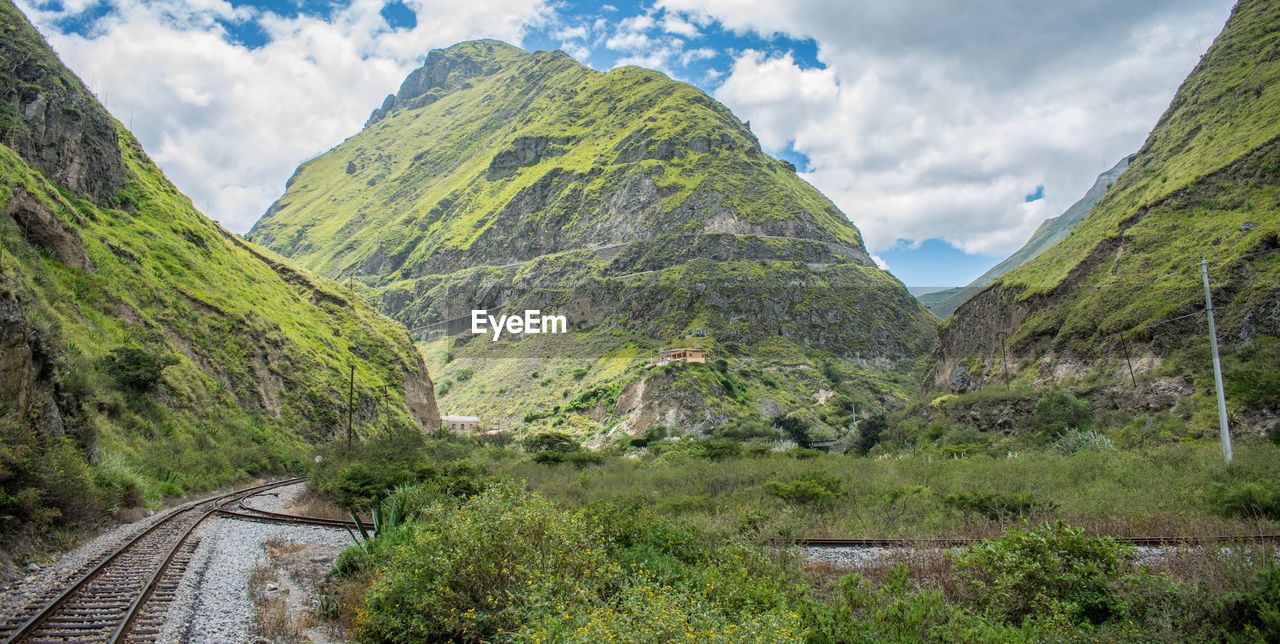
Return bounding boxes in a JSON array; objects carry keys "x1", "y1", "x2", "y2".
[{"x1": 158, "y1": 483, "x2": 352, "y2": 643}]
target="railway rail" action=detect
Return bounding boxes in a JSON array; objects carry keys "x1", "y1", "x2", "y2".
[
  {"x1": 6, "y1": 474, "x2": 1275, "y2": 643},
  {"x1": 782, "y1": 534, "x2": 1280, "y2": 548},
  {"x1": 0, "y1": 476, "x2": 349, "y2": 644}
]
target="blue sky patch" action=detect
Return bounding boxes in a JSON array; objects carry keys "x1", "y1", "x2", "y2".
[{"x1": 1025, "y1": 185, "x2": 1044, "y2": 202}]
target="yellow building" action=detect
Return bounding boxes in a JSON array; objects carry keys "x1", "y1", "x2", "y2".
[{"x1": 657, "y1": 348, "x2": 707, "y2": 365}]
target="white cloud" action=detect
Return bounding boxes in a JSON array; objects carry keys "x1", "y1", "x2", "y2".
[
  {"x1": 554, "y1": 25, "x2": 588, "y2": 41},
  {"x1": 605, "y1": 30, "x2": 654, "y2": 52},
  {"x1": 678, "y1": 46, "x2": 715, "y2": 66},
  {"x1": 660, "y1": 14, "x2": 701, "y2": 38},
  {"x1": 870, "y1": 254, "x2": 889, "y2": 271},
  {"x1": 16, "y1": 0, "x2": 555, "y2": 233},
  {"x1": 561, "y1": 41, "x2": 591, "y2": 62},
  {"x1": 668, "y1": 0, "x2": 1235, "y2": 255}
]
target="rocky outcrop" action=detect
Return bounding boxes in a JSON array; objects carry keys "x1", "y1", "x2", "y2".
[
  {"x1": 0, "y1": 6, "x2": 124, "y2": 199},
  {"x1": 6, "y1": 188, "x2": 91, "y2": 270},
  {"x1": 367, "y1": 40, "x2": 529, "y2": 126}
]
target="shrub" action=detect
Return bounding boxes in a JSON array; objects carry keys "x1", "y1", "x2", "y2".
[
  {"x1": 454, "y1": 367, "x2": 473, "y2": 382},
  {"x1": 93, "y1": 453, "x2": 153, "y2": 509},
  {"x1": 813, "y1": 564, "x2": 1023, "y2": 642},
  {"x1": 764, "y1": 472, "x2": 843, "y2": 505},
  {"x1": 943, "y1": 492, "x2": 1052, "y2": 521},
  {"x1": 532, "y1": 450, "x2": 603, "y2": 466},
  {"x1": 1033, "y1": 389, "x2": 1092, "y2": 438},
  {"x1": 951, "y1": 521, "x2": 1132, "y2": 626},
  {"x1": 103, "y1": 346, "x2": 179, "y2": 393},
  {"x1": 772, "y1": 414, "x2": 811, "y2": 447},
  {"x1": 1204, "y1": 480, "x2": 1280, "y2": 520},
  {"x1": 1212, "y1": 566, "x2": 1280, "y2": 640},
  {"x1": 353, "y1": 483, "x2": 625, "y2": 641},
  {"x1": 522, "y1": 431, "x2": 580, "y2": 453},
  {"x1": 712, "y1": 419, "x2": 779, "y2": 442},
  {"x1": 694, "y1": 438, "x2": 742, "y2": 461},
  {"x1": 1051, "y1": 428, "x2": 1115, "y2": 455},
  {"x1": 853, "y1": 414, "x2": 888, "y2": 455}
]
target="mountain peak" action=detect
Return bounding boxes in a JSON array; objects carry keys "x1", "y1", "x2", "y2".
[{"x1": 367, "y1": 39, "x2": 542, "y2": 126}]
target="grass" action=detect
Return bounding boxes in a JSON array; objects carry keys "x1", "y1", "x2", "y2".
[
  {"x1": 0, "y1": 0, "x2": 436, "y2": 548},
  {"x1": 934, "y1": 0, "x2": 1280, "y2": 406},
  {"x1": 312, "y1": 428, "x2": 1280, "y2": 642}
]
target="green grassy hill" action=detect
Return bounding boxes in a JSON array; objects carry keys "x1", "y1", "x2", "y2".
[
  {"x1": 928, "y1": 0, "x2": 1280, "y2": 433},
  {"x1": 0, "y1": 0, "x2": 438, "y2": 548},
  {"x1": 249, "y1": 40, "x2": 937, "y2": 437}
]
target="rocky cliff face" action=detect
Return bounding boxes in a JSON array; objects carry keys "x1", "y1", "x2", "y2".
[
  {"x1": 927, "y1": 0, "x2": 1280, "y2": 429},
  {"x1": 249, "y1": 39, "x2": 936, "y2": 432},
  {"x1": 0, "y1": 0, "x2": 438, "y2": 538},
  {"x1": 0, "y1": 11, "x2": 123, "y2": 199}
]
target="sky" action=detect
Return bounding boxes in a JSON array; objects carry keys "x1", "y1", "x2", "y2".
[{"x1": 18, "y1": 0, "x2": 1236, "y2": 286}]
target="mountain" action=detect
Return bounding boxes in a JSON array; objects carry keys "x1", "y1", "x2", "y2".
[
  {"x1": 918, "y1": 155, "x2": 1133, "y2": 318},
  {"x1": 0, "y1": 0, "x2": 438, "y2": 543},
  {"x1": 927, "y1": 0, "x2": 1280, "y2": 429},
  {"x1": 248, "y1": 40, "x2": 937, "y2": 436}
]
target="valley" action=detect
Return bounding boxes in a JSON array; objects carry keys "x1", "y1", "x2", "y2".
[{"x1": 1, "y1": 0, "x2": 1278, "y2": 641}]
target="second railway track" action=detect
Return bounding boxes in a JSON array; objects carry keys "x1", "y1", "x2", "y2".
[{"x1": 0, "y1": 476, "x2": 343, "y2": 644}]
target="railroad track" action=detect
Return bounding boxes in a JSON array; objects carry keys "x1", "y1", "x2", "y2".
[
  {"x1": 0, "y1": 476, "x2": 345, "y2": 644},
  {"x1": 784, "y1": 534, "x2": 1280, "y2": 548}
]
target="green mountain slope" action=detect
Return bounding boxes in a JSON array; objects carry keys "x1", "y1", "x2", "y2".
[
  {"x1": 249, "y1": 40, "x2": 937, "y2": 437},
  {"x1": 919, "y1": 154, "x2": 1133, "y2": 318},
  {"x1": 928, "y1": 0, "x2": 1280, "y2": 430},
  {"x1": 0, "y1": 0, "x2": 438, "y2": 545}
]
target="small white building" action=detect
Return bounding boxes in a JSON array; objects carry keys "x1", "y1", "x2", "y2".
[{"x1": 441, "y1": 414, "x2": 481, "y2": 432}]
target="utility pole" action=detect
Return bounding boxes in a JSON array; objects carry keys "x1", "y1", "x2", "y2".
[
  {"x1": 1119, "y1": 332, "x2": 1137, "y2": 387},
  {"x1": 1201, "y1": 257, "x2": 1232, "y2": 464},
  {"x1": 347, "y1": 365, "x2": 355, "y2": 450}
]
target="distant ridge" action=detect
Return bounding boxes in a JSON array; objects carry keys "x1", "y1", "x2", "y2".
[{"x1": 918, "y1": 154, "x2": 1132, "y2": 318}]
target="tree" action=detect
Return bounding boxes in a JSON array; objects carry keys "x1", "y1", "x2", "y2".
[
  {"x1": 772, "y1": 414, "x2": 811, "y2": 447},
  {"x1": 104, "y1": 347, "x2": 178, "y2": 393},
  {"x1": 854, "y1": 414, "x2": 888, "y2": 455}
]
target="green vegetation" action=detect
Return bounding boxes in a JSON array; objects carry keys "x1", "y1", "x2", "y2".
[
  {"x1": 248, "y1": 37, "x2": 936, "y2": 431},
  {"x1": 931, "y1": 0, "x2": 1280, "y2": 430},
  {"x1": 315, "y1": 426, "x2": 1280, "y2": 642},
  {"x1": 0, "y1": 0, "x2": 435, "y2": 556}
]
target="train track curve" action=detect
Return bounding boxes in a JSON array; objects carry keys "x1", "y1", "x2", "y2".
[{"x1": 0, "y1": 476, "x2": 352, "y2": 644}]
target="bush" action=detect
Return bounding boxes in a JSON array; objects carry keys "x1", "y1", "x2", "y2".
[
  {"x1": 1052, "y1": 428, "x2": 1115, "y2": 455},
  {"x1": 694, "y1": 438, "x2": 742, "y2": 461},
  {"x1": 1204, "y1": 480, "x2": 1280, "y2": 520},
  {"x1": 853, "y1": 414, "x2": 888, "y2": 455},
  {"x1": 532, "y1": 450, "x2": 603, "y2": 466},
  {"x1": 764, "y1": 472, "x2": 843, "y2": 505},
  {"x1": 1033, "y1": 389, "x2": 1092, "y2": 438},
  {"x1": 1213, "y1": 566, "x2": 1280, "y2": 640},
  {"x1": 951, "y1": 521, "x2": 1132, "y2": 626},
  {"x1": 813, "y1": 564, "x2": 1023, "y2": 642},
  {"x1": 772, "y1": 414, "x2": 811, "y2": 447},
  {"x1": 103, "y1": 346, "x2": 179, "y2": 393},
  {"x1": 943, "y1": 492, "x2": 1052, "y2": 521},
  {"x1": 712, "y1": 419, "x2": 779, "y2": 442},
  {"x1": 522, "y1": 431, "x2": 580, "y2": 453},
  {"x1": 353, "y1": 483, "x2": 625, "y2": 641}
]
